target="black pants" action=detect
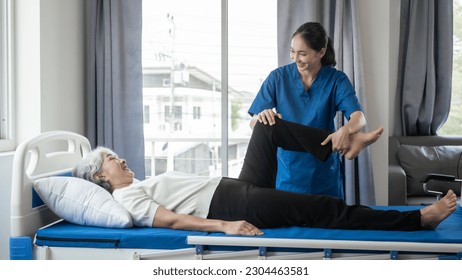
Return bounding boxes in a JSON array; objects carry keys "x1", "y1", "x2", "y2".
[
  {"x1": 208, "y1": 119, "x2": 422, "y2": 231},
  {"x1": 237, "y1": 117, "x2": 332, "y2": 189}
]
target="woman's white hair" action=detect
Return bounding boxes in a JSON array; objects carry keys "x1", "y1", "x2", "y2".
[{"x1": 72, "y1": 146, "x2": 117, "y2": 193}]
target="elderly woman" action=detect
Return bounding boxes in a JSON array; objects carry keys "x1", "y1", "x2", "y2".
[{"x1": 73, "y1": 119, "x2": 456, "y2": 236}]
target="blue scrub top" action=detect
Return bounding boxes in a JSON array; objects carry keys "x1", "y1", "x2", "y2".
[{"x1": 248, "y1": 63, "x2": 362, "y2": 199}]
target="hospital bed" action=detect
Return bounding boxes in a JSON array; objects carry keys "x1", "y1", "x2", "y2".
[{"x1": 9, "y1": 131, "x2": 462, "y2": 260}]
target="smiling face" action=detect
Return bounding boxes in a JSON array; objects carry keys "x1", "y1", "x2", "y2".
[
  {"x1": 290, "y1": 33, "x2": 325, "y2": 72},
  {"x1": 97, "y1": 153, "x2": 135, "y2": 190}
]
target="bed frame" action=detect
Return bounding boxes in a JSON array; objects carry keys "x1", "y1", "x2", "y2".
[{"x1": 9, "y1": 131, "x2": 462, "y2": 260}]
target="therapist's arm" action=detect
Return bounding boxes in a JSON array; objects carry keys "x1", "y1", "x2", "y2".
[
  {"x1": 342, "y1": 110, "x2": 367, "y2": 135},
  {"x1": 152, "y1": 207, "x2": 263, "y2": 236}
]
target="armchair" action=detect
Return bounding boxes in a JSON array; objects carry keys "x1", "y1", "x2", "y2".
[{"x1": 388, "y1": 136, "x2": 462, "y2": 205}]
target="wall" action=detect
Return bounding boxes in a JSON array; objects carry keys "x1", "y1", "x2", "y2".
[
  {"x1": 0, "y1": 0, "x2": 84, "y2": 260},
  {"x1": 358, "y1": 0, "x2": 400, "y2": 205},
  {"x1": 40, "y1": 0, "x2": 85, "y2": 134},
  {"x1": 0, "y1": 152, "x2": 13, "y2": 260}
]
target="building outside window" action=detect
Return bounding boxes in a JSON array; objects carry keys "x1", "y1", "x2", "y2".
[
  {"x1": 142, "y1": 0, "x2": 277, "y2": 177},
  {"x1": 193, "y1": 106, "x2": 201, "y2": 120},
  {"x1": 143, "y1": 105, "x2": 150, "y2": 124}
]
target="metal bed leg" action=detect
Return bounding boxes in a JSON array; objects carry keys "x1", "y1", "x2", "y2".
[
  {"x1": 35, "y1": 245, "x2": 51, "y2": 260},
  {"x1": 132, "y1": 252, "x2": 141, "y2": 260},
  {"x1": 389, "y1": 250, "x2": 398, "y2": 260},
  {"x1": 323, "y1": 248, "x2": 332, "y2": 259},
  {"x1": 195, "y1": 245, "x2": 204, "y2": 260},
  {"x1": 258, "y1": 247, "x2": 267, "y2": 260}
]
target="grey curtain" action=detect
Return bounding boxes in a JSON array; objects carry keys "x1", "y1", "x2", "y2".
[
  {"x1": 394, "y1": 0, "x2": 453, "y2": 136},
  {"x1": 277, "y1": 0, "x2": 375, "y2": 205},
  {"x1": 85, "y1": 0, "x2": 145, "y2": 179}
]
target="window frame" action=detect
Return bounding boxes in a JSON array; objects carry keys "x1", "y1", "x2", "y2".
[
  {"x1": 0, "y1": 0, "x2": 14, "y2": 152},
  {"x1": 142, "y1": 0, "x2": 277, "y2": 178},
  {"x1": 220, "y1": 0, "x2": 229, "y2": 176},
  {"x1": 438, "y1": 0, "x2": 462, "y2": 135}
]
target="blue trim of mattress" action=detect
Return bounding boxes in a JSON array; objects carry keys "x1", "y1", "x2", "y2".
[
  {"x1": 35, "y1": 206, "x2": 462, "y2": 250},
  {"x1": 36, "y1": 223, "x2": 209, "y2": 249},
  {"x1": 32, "y1": 189, "x2": 44, "y2": 208}
]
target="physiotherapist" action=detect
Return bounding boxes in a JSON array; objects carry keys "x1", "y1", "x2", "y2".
[{"x1": 248, "y1": 22, "x2": 366, "y2": 199}]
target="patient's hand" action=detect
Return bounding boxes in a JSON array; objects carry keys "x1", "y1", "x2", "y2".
[{"x1": 222, "y1": 220, "x2": 263, "y2": 236}]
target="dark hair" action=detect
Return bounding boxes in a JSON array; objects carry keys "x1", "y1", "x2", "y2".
[{"x1": 292, "y1": 22, "x2": 336, "y2": 66}]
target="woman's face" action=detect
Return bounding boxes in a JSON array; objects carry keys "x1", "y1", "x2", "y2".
[
  {"x1": 290, "y1": 33, "x2": 325, "y2": 72},
  {"x1": 98, "y1": 153, "x2": 134, "y2": 189}
]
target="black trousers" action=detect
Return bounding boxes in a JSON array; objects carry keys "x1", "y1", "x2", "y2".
[
  {"x1": 237, "y1": 117, "x2": 332, "y2": 189},
  {"x1": 207, "y1": 118, "x2": 422, "y2": 231}
]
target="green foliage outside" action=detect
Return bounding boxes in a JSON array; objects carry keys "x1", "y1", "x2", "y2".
[{"x1": 231, "y1": 102, "x2": 241, "y2": 131}]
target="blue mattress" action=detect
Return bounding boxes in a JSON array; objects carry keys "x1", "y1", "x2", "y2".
[
  {"x1": 35, "y1": 206, "x2": 462, "y2": 250},
  {"x1": 35, "y1": 224, "x2": 209, "y2": 249}
]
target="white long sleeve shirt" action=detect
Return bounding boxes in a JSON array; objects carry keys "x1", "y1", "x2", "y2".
[{"x1": 112, "y1": 171, "x2": 222, "y2": 227}]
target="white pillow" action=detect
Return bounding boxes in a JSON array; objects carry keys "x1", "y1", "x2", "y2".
[{"x1": 33, "y1": 176, "x2": 133, "y2": 228}]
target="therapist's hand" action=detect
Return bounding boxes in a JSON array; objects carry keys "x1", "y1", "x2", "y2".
[
  {"x1": 257, "y1": 109, "x2": 282, "y2": 126},
  {"x1": 321, "y1": 126, "x2": 351, "y2": 155}
]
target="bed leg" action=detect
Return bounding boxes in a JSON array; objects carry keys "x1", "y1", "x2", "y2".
[
  {"x1": 133, "y1": 252, "x2": 141, "y2": 260},
  {"x1": 323, "y1": 248, "x2": 332, "y2": 259},
  {"x1": 194, "y1": 245, "x2": 204, "y2": 260},
  {"x1": 389, "y1": 251, "x2": 398, "y2": 260},
  {"x1": 258, "y1": 247, "x2": 267, "y2": 260},
  {"x1": 37, "y1": 246, "x2": 51, "y2": 260}
]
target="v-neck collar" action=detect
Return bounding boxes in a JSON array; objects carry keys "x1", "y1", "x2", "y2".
[
  {"x1": 292, "y1": 64, "x2": 326, "y2": 89},
  {"x1": 291, "y1": 64, "x2": 326, "y2": 102}
]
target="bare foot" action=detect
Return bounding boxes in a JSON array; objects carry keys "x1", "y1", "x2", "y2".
[
  {"x1": 344, "y1": 126, "x2": 384, "y2": 160},
  {"x1": 420, "y1": 190, "x2": 457, "y2": 229}
]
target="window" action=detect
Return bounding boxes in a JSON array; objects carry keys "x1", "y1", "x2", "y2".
[
  {"x1": 193, "y1": 106, "x2": 201, "y2": 120},
  {"x1": 143, "y1": 105, "x2": 150, "y2": 124},
  {"x1": 142, "y1": 0, "x2": 277, "y2": 177},
  {"x1": 0, "y1": 0, "x2": 13, "y2": 152},
  {"x1": 439, "y1": 0, "x2": 462, "y2": 135}
]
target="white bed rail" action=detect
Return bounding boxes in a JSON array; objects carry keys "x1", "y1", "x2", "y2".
[
  {"x1": 10, "y1": 131, "x2": 91, "y2": 238},
  {"x1": 188, "y1": 236, "x2": 462, "y2": 260}
]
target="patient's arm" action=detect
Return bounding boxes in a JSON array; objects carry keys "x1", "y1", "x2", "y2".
[{"x1": 152, "y1": 207, "x2": 263, "y2": 236}]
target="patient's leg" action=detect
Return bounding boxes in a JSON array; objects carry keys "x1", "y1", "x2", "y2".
[
  {"x1": 238, "y1": 118, "x2": 383, "y2": 188},
  {"x1": 344, "y1": 126, "x2": 384, "y2": 160},
  {"x1": 420, "y1": 190, "x2": 457, "y2": 229},
  {"x1": 238, "y1": 118, "x2": 331, "y2": 188}
]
